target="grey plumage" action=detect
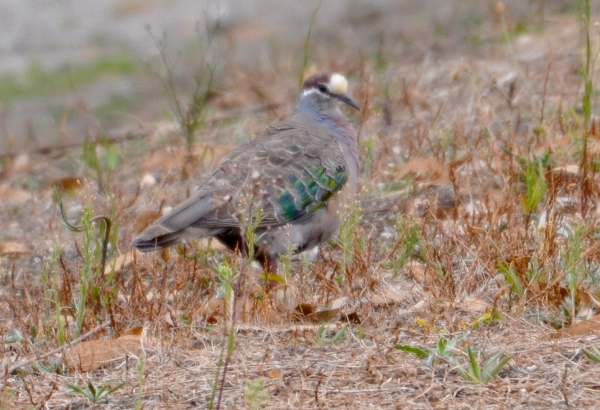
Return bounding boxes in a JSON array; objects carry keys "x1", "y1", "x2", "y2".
[{"x1": 131, "y1": 72, "x2": 360, "y2": 275}]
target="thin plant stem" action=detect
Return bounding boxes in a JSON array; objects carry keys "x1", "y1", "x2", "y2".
[{"x1": 299, "y1": 0, "x2": 323, "y2": 87}]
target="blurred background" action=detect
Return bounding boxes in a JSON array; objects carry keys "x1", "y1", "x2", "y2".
[{"x1": 0, "y1": 0, "x2": 579, "y2": 154}]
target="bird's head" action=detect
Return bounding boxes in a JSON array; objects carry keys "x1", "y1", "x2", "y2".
[{"x1": 300, "y1": 73, "x2": 360, "y2": 112}]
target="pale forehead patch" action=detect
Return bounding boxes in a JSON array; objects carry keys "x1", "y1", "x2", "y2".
[
  {"x1": 302, "y1": 88, "x2": 318, "y2": 97},
  {"x1": 328, "y1": 73, "x2": 348, "y2": 95}
]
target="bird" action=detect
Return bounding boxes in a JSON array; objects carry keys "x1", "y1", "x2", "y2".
[{"x1": 131, "y1": 72, "x2": 360, "y2": 279}]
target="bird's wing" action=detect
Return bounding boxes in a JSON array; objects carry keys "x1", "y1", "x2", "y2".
[
  {"x1": 190, "y1": 114, "x2": 349, "y2": 230},
  {"x1": 131, "y1": 114, "x2": 350, "y2": 250},
  {"x1": 133, "y1": 113, "x2": 349, "y2": 248}
]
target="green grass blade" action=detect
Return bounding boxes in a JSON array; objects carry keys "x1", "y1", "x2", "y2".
[
  {"x1": 583, "y1": 348, "x2": 600, "y2": 363},
  {"x1": 467, "y1": 346, "x2": 481, "y2": 381},
  {"x1": 395, "y1": 344, "x2": 430, "y2": 359},
  {"x1": 482, "y1": 352, "x2": 512, "y2": 382}
]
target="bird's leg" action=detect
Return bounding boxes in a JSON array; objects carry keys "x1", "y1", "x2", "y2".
[
  {"x1": 258, "y1": 254, "x2": 279, "y2": 291},
  {"x1": 266, "y1": 256, "x2": 278, "y2": 278}
]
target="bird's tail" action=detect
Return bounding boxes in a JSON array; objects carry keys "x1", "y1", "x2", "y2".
[
  {"x1": 131, "y1": 190, "x2": 214, "y2": 252},
  {"x1": 130, "y1": 229, "x2": 183, "y2": 252}
]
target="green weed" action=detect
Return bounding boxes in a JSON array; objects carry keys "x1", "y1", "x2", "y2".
[
  {"x1": 396, "y1": 334, "x2": 462, "y2": 366},
  {"x1": 522, "y1": 156, "x2": 548, "y2": 221},
  {"x1": 580, "y1": 0, "x2": 593, "y2": 130},
  {"x1": 210, "y1": 193, "x2": 265, "y2": 410},
  {"x1": 50, "y1": 241, "x2": 67, "y2": 345},
  {"x1": 317, "y1": 324, "x2": 348, "y2": 345},
  {"x1": 397, "y1": 336, "x2": 511, "y2": 384},
  {"x1": 362, "y1": 137, "x2": 376, "y2": 182},
  {"x1": 497, "y1": 260, "x2": 524, "y2": 299},
  {"x1": 583, "y1": 346, "x2": 600, "y2": 363},
  {"x1": 337, "y1": 201, "x2": 363, "y2": 279},
  {"x1": 244, "y1": 378, "x2": 268, "y2": 410},
  {"x1": 563, "y1": 222, "x2": 588, "y2": 323},
  {"x1": 150, "y1": 22, "x2": 219, "y2": 157},
  {"x1": 67, "y1": 380, "x2": 124, "y2": 404},
  {"x1": 81, "y1": 136, "x2": 120, "y2": 193},
  {"x1": 135, "y1": 354, "x2": 146, "y2": 410},
  {"x1": 392, "y1": 216, "x2": 421, "y2": 277},
  {"x1": 579, "y1": 0, "x2": 594, "y2": 212},
  {"x1": 455, "y1": 346, "x2": 512, "y2": 384},
  {"x1": 55, "y1": 189, "x2": 116, "y2": 336}
]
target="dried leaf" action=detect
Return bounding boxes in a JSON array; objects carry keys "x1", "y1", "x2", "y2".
[
  {"x1": 589, "y1": 139, "x2": 600, "y2": 157},
  {"x1": 197, "y1": 299, "x2": 224, "y2": 324},
  {"x1": 203, "y1": 237, "x2": 228, "y2": 251},
  {"x1": 407, "y1": 264, "x2": 435, "y2": 287},
  {"x1": 309, "y1": 296, "x2": 349, "y2": 322},
  {"x1": 330, "y1": 297, "x2": 347, "y2": 310},
  {"x1": 308, "y1": 308, "x2": 341, "y2": 323},
  {"x1": 0, "y1": 184, "x2": 30, "y2": 204},
  {"x1": 273, "y1": 285, "x2": 298, "y2": 312},
  {"x1": 294, "y1": 302, "x2": 340, "y2": 323},
  {"x1": 416, "y1": 318, "x2": 429, "y2": 328},
  {"x1": 459, "y1": 296, "x2": 492, "y2": 313},
  {"x1": 585, "y1": 292, "x2": 600, "y2": 308},
  {"x1": 53, "y1": 176, "x2": 84, "y2": 192},
  {"x1": 267, "y1": 368, "x2": 282, "y2": 378},
  {"x1": 384, "y1": 288, "x2": 404, "y2": 303},
  {"x1": 6, "y1": 154, "x2": 30, "y2": 177},
  {"x1": 164, "y1": 311, "x2": 176, "y2": 328},
  {"x1": 558, "y1": 315, "x2": 600, "y2": 337},
  {"x1": 65, "y1": 331, "x2": 144, "y2": 372},
  {"x1": 509, "y1": 255, "x2": 531, "y2": 280},
  {"x1": 295, "y1": 303, "x2": 316, "y2": 317},
  {"x1": 369, "y1": 294, "x2": 388, "y2": 307},
  {"x1": 396, "y1": 157, "x2": 450, "y2": 185},
  {"x1": 576, "y1": 292, "x2": 596, "y2": 322},
  {"x1": 0, "y1": 242, "x2": 30, "y2": 255},
  {"x1": 546, "y1": 164, "x2": 580, "y2": 191},
  {"x1": 369, "y1": 289, "x2": 403, "y2": 307},
  {"x1": 551, "y1": 164, "x2": 579, "y2": 175},
  {"x1": 1, "y1": 355, "x2": 16, "y2": 374},
  {"x1": 125, "y1": 327, "x2": 144, "y2": 336},
  {"x1": 341, "y1": 311, "x2": 362, "y2": 324},
  {"x1": 407, "y1": 300, "x2": 428, "y2": 313},
  {"x1": 160, "y1": 248, "x2": 171, "y2": 263}
]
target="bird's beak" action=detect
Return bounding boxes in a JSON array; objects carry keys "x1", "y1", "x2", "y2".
[{"x1": 336, "y1": 93, "x2": 360, "y2": 110}]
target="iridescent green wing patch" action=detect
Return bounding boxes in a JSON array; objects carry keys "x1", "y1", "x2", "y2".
[{"x1": 277, "y1": 166, "x2": 346, "y2": 222}]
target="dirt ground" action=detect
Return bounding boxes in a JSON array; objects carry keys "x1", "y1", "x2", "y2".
[{"x1": 3, "y1": 2, "x2": 600, "y2": 409}]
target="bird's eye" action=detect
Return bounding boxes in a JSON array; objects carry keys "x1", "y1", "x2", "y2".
[{"x1": 318, "y1": 85, "x2": 328, "y2": 93}]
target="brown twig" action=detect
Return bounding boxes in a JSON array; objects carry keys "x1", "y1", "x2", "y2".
[{"x1": 0, "y1": 129, "x2": 149, "y2": 160}]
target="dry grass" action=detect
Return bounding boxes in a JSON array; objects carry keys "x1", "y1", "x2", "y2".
[{"x1": 2, "y1": 8, "x2": 600, "y2": 409}]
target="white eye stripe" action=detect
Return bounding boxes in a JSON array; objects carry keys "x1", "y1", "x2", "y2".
[{"x1": 302, "y1": 88, "x2": 329, "y2": 97}]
